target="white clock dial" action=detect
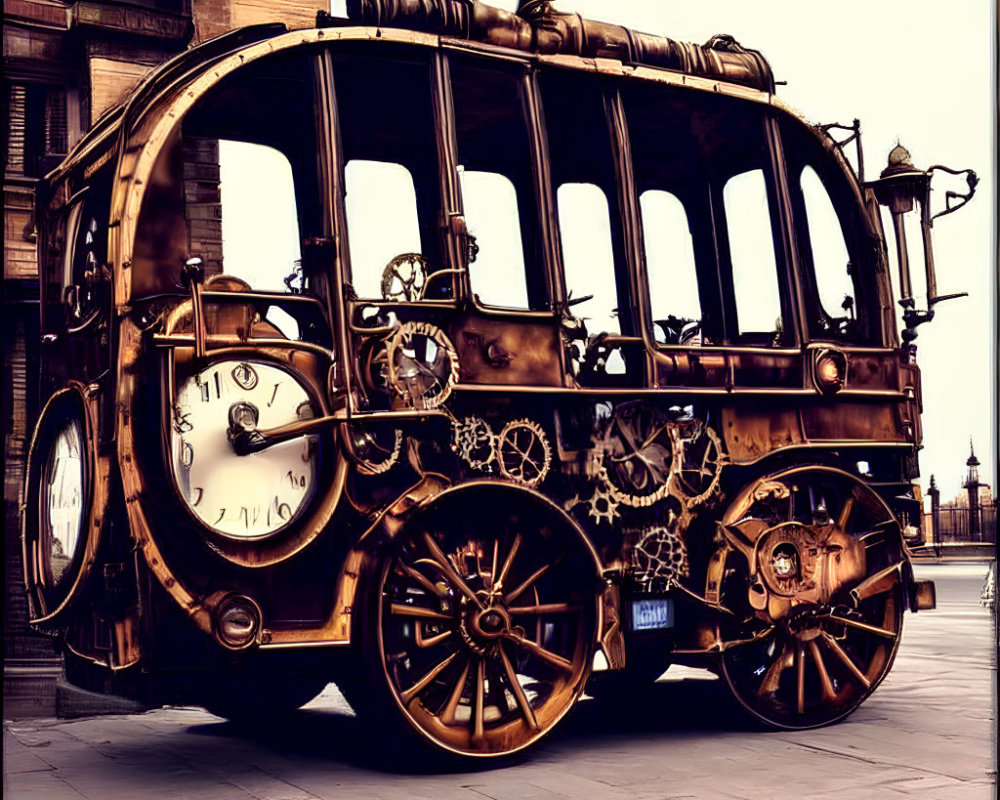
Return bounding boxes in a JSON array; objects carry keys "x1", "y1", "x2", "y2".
[
  {"x1": 42, "y1": 418, "x2": 85, "y2": 584},
  {"x1": 170, "y1": 360, "x2": 318, "y2": 537}
]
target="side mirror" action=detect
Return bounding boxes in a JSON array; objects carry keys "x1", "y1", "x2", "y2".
[{"x1": 867, "y1": 145, "x2": 978, "y2": 342}]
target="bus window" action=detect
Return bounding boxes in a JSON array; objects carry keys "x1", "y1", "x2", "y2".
[
  {"x1": 541, "y1": 69, "x2": 635, "y2": 381},
  {"x1": 219, "y1": 140, "x2": 302, "y2": 292},
  {"x1": 724, "y1": 169, "x2": 783, "y2": 341},
  {"x1": 333, "y1": 50, "x2": 445, "y2": 301},
  {"x1": 459, "y1": 170, "x2": 528, "y2": 308},
  {"x1": 451, "y1": 58, "x2": 542, "y2": 311},
  {"x1": 780, "y1": 119, "x2": 876, "y2": 345},
  {"x1": 58, "y1": 185, "x2": 109, "y2": 324},
  {"x1": 639, "y1": 190, "x2": 700, "y2": 344},
  {"x1": 800, "y1": 166, "x2": 855, "y2": 330},
  {"x1": 132, "y1": 52, "x2": 321, "y2": 298},
  {"x1": 344, "y1": 160, "x2": 422, "y2": 299},
  {"x1": 558, "y1": 182, "x2": 619, "y2": 337}
]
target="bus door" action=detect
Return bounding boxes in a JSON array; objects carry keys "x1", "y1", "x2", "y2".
[
  {"x1": 537, "y1": 66, "x2": 648, "y2": 390},
  {"x1": 334, "y1": 46, "x2": 565, "y2": 418}
]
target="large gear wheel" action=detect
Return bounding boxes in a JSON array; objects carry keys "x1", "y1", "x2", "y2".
[
  {"x1": 595, "y1": 402, "x2": 679, "y2": 508},
  {"x1": 451, "y1": 416, "x2": 496, "y2": 470},
  {"x1": 385, "y1": 321, "x2": 459, "y2": 410},
  {"x1": 496, "y1": 419, "x2": 551, "y2": 488}
]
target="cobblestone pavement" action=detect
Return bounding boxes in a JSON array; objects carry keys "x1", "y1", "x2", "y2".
[{"x1": 4, "y1": 563, "x2": 995, "y2": 800}]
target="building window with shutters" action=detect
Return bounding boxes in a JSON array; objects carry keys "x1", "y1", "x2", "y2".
[{"x1": 5, "y1": 82, "x2": 69, "y2": 179}]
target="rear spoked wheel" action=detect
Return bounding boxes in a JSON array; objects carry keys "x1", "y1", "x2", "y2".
[
  {"x1": 368, "y1": 494, "x2": 598, "y2": 758},
  {"x1": 716, "y1": 466, "x2": 906, "y2": 729}
]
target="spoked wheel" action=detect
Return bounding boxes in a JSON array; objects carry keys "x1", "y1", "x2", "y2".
[
  {"x1": 367, "y1": 490, "x2": 599, "y2": 758},
  {"x1": 716, "y1": 466, "x2": 907, "y2": 729}
]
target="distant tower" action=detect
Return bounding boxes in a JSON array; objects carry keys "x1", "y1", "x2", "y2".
[{"x1": 964, "y1": 440, "x2": 984, "y2": 539}]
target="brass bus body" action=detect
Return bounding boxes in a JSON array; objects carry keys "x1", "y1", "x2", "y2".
[{"x1": 23, "y1": 1, "x2": 971, "y2": 758}]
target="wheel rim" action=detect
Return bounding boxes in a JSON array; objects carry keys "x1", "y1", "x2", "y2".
[
  {"x1": 376, "y1": 504, "x2": 596, "y2": 756},
  {"x1": 718, "y1": 468, "x2": 906, "y2": 729}
]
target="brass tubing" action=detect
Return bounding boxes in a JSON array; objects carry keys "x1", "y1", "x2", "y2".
[{"x1": 890, "y1": 211, "x2": 913, "y2": 306}]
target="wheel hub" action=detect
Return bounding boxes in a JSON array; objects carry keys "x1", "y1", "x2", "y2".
[
  {"x1": 751, "y1": 521, "x2": 867, "y2": 623},
  {"x1": 462, "y1": 599, "x2": 512, "y2": 642}
]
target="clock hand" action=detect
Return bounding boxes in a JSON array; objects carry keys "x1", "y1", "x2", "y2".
[{"x1": 228, "y1": 413, "x2": 338, "y2": 456}]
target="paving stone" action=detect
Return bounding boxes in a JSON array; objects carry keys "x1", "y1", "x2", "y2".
[{"x1": 3, "y1": 772, "x2": 86, "y2": 799}]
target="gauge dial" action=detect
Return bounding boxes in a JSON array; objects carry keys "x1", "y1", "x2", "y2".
[{"x1": 170, "y1": 360, "x2": 318, "y2": 538}]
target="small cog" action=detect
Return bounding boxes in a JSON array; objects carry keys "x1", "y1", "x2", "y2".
[
  {"x1": 587, "y1": 485, "x2": 621, "y2": 526},
  {"x1": 452, "y1": 416, "x2": 496, "y2": 470}
]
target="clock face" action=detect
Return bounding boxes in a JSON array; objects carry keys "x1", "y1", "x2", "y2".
[
  {"x1": 170, "y1": 360, "x2": 319, "y2": 538},
  {"x1": 41, "y1": 418, "x2": 86, "y2": 586}
]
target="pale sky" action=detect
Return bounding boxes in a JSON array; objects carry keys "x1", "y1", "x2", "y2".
[{"x1": 304, "y1": 1, "x2": 994, "y2": 502}]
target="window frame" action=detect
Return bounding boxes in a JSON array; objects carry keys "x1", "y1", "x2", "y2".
[
  {"x1": 447, "y1": 53, "x2": 552, "y2": 314},
  {"x1": 780, "y1": 117, "x2": 882, "y2": 347},
  {"x1": 622, "y1": 80, "x2": 799, "y2": 352}
]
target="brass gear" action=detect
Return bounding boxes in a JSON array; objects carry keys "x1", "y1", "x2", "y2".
[
  {"x1": 385, "y1": 321, "x2": 459, "y2": 410},
  {"x1": 496, "y1": 419, "x2": 551, "y2": 487}
]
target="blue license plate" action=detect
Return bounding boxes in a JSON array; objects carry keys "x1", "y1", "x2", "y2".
[{"x1": 631, "y1": 598, "x2": 674, "y2": 631}]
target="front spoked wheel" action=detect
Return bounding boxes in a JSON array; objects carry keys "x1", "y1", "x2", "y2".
[
  {"x1": 369, "y1": 494, "x2": 598, "y2": 758},
  {"x1": 716, "y1": 466, "x2": 906, "y2": 729}
]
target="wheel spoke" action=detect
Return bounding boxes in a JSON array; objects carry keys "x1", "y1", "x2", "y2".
[
  {"x1": 415, "y1": 623, "x2": 452, "y2": 648},
  {"x1": 422, "y1": 531, "x2": 484, "y2": 609},
  {"x1": 400, "y1": 650, "x2": 459, "y2": 705},
  {"x1": 504, "y1": 563, "x2": 551, "y2": 605},
  {"x1": 720, "y1": 625, "x2": 776, "y2": 651},
  {"x1": 498, "y1": 642, "x2": 539, "y2": 731},
  {"x1": 472, "y1": 658, "x2": 485, "y2": 743},
  {"x1": 504, "y1": 632, "x2": 573, "y2": 673},
  {"x1": 756, "y1": 643, "x2": 792, "y2": 697},
  {"x1": 808, "y1": 639, "x2": 837, "y2": 702},
  {"x1": 821, "y1": 632, "x2": 871, "y2": 689},
  {"x1": 857, "y1": 520, "x2": 900, "y2": 544},
  {"x1": 439, "y1": 658, "x2": 470, "y2": 725},
  {"x1": 390, "y1": 603, "x2": 452, "y2": 622},
  {"x1": 850, "y1": 564, "x2": 900, "y2": 602},
  {"x1": 508, "y1": 603, "x2": 581, "y2": 615},
  {"x1": 837, "y1": 494, "x2": 855, "y2": 532},
  {"x1": 826, "y1": 614, "x2": 897, "y2": 639},
  {"x1": 796, "y1": 643, "x2": 806, "y2": 714},
  {"x1": 397, "y1": 561, "x2": 445, "y2": 598},
  {"x1": 489, "y1": 539, "x2": 499, "y2": 591},
  {"x1": 494, "y1": 533, "x2": 522, "y2": 593}
]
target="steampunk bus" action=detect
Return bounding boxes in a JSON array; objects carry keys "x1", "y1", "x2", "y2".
[{"x1": 22, "y1": 0, "x2": 976, "y2": 759}]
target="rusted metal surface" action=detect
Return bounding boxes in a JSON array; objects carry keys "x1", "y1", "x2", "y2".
[
  {"x1": 21, "y1": 0, "x2": 977, "y2": 759},
  {"x1": 346, "y1": 0, "x2": 774, "y2": 91}
]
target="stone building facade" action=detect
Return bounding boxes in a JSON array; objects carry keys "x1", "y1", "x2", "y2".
[{"x1": 3, "y1": 0, "x2": 326, "y2": 717}]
